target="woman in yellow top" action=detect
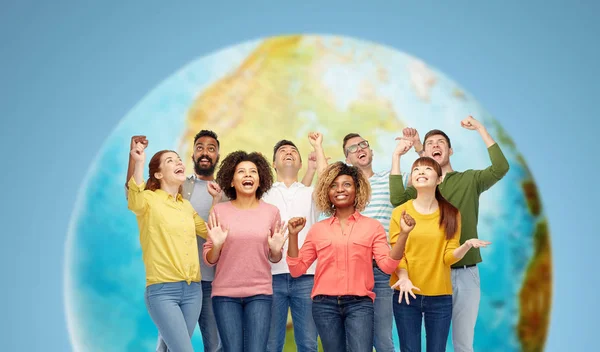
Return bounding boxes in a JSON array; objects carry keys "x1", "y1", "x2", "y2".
[
  {"x1": 389, "y1": 156, "x2": 490, "y2": 352},
  {"x1": 127, "y1": 139, "x2": 218, "y2": 352}
]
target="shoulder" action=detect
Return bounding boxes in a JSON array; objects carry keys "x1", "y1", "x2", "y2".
[
  {"x1": 391, "y1": 201, "x2": 410, "y2": 216},
  {"x1": 260, "y1": 201, "x2": 280, "y2": 214}
]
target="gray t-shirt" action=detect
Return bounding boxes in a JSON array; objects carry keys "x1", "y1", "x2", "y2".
[{"x1": 189, "y1": 178, "x2": 217, "y2": 282}]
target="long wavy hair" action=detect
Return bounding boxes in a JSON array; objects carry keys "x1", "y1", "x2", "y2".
[
  {"x1": 412, "y1": 157, "x2": 460, "y2": 239},
  {"x1": 314, "y1": 162, "x2": 371, "y2": 216},
  {"x1": 146, "y1": 150, "x2": 183, "y2": 195}
]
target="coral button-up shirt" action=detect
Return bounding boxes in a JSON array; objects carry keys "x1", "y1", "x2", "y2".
[{"x1": 287, "y1": 211, "x2": 400, "y2": 301}]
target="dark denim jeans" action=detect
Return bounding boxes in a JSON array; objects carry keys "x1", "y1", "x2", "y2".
[
  {"x1": 393, "y1": 292, "x2": 452, "y2": 352},
  {"x1": 373, "y1": 266, "x2": 395, "y2": 351},
  {"x1": 212, "y1": 294, "x2": 273, "y2": 352},
  {"x1": 199, "y1": 281, "x2": 222, "y2": 352},
  {"x1": 312, "y1": 295, "x2": 374, "y2": 352},
  {"x1": 267, "y1": 274, "x2": 318, "y2": 352}
]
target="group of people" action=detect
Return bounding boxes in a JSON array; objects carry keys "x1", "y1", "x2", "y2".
[{"x1": 125, "y1": 115, "x2": 509, "y2": 352}]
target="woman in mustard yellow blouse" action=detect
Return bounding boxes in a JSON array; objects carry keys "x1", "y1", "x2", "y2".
[
  {"x1": 127, "y1": 140, "x2": 217, "y2": 352},
  {"x1": 389, "y1": 157, "x2": 490, "y2": 352}
]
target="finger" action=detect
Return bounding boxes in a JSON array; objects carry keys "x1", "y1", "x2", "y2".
[
  {"x1": 410, "y1": 290, "x2": 417, "y2": 299},
  {"x1": 404, "y1": 291, "x2": 410, "y2": 305}
]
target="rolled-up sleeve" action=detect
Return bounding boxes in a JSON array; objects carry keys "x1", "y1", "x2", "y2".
[
  {"x1": 127, "y1": 177, "x2": 148, "y2": 216},
  {"x1": 287, "y1": 229, "x2": 317, "y2": 278},
  {"x1": 373, "y1": 223, "x2": 401, "y2": 274}
]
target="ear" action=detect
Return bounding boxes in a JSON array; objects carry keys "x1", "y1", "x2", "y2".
[
  {"x1": 449, "y1": 148, "x2": 454, "y2": 157},
  {"x1": 154, "y1": 172, "x2": 163, "y2": 180},
  {"x1": 272, "y1": 161, "x2": 277, "y2": 171}
]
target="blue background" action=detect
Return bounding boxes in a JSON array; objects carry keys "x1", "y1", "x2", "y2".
[{"x1": 1, "y1": 0, "x2": 596, "y2": 350}]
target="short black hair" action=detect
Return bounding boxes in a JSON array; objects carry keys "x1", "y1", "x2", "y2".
[
  {"x1": 423, "y1": 129, "x2": 452, "y2": 148},
  {"x1": 216, "y1": 151, "x2": 273, "y2": 200},
  {"x1": 272, "y1": 139, "x2": 301, "y2": 162},
  {"x1": 193, "y1": 130, "x2": 220, "y2": 147},
  {"x1": 342, "y1": 133, "x2": 362, "y2": 157}
]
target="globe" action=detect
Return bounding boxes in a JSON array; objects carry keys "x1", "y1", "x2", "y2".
[{"x1": 65, "y1": 35, "x2": 551, "y2": 351}]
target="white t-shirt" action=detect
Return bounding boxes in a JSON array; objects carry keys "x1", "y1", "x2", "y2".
[{"x1": 262, "y1": 181, "x2": 320, "y2": 275}]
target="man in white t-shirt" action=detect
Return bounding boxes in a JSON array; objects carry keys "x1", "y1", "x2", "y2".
[{"x1": 262, "y1": 136, "x2": 325, "y2": 352}]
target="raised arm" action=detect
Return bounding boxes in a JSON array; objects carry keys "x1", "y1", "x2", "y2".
[
  {"x1": 301, "y1": 151, "x2": 317, "y2": 187},
  {"x1": 127, "y1": 139, "x2": 149, "y2": 215},
  {"x1": 286, "y1": 218, "x2": 317, "y2": 278},
  {"x1": 308, "y1": 132, "x2": 328, "y2": 179},
  {"x1": 460, "y1": 116, "x2": 510, "y2": 193},
  {"x1": 125, "y1": 136, "x2": 148, "y2": 193}
]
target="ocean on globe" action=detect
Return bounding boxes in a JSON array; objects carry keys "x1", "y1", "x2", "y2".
[{"x1": 65, "y1": 35, "x2": 551, "y2": 351}]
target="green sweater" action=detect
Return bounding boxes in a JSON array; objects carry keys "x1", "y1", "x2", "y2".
[{"x1": 389, "y1": 143, "x2": 509, "y2": 267}]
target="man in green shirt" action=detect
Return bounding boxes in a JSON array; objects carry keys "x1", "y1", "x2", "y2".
[{"x1": 389, "y1": 116, "x2": 509, "y2": 352}]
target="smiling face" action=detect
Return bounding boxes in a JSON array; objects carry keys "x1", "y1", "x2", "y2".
[
  {"x1": 231, "y1": 161, "x2": 260, "y2": 197},
  {"x1": 273, "y1": 143, "x2": 302, "y2": 174},
  {"x1": 155, "y1": 152, "x2": 186, "y2": 185},
  {"x1": 423, "y1": 133, "x2": 452, "y2": 167},
  {"x1": 328, "y1": 174, "x2": 356, "y2": 210},
  {"x1": 192, "y1": 135, "x2": 220, "y2": 177},
  {"x1": 344, "y1": 136, "x2": 373, "y2": 167},
  {"x1": 410, "y1": 157, "x2": 442, "y2": 190}
]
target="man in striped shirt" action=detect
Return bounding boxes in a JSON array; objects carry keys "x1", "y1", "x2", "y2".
[{"x1": 342, "y1": 133, "x2": 412, "y2": 352}]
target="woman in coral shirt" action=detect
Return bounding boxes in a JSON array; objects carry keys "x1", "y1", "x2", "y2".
[{"x1": 286, "y1": 161, "x2": 415, "y2": 351}]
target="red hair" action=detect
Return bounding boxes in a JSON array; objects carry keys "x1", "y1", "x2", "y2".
[{"x1": 146, "y1": 150, "x2": 183, "y2": 195}]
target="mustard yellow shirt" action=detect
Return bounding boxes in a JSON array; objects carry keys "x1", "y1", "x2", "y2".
[
  {"x1": 127, "y1": 177, "x2": 208, "y2": 286},
  {"x1": 389, "y1": 200, "x2": 461, "y2": 296}
]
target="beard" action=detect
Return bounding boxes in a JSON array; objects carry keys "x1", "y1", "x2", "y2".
[{"x1": 194, "y1": 154, "x2": 219, "y2": 177}]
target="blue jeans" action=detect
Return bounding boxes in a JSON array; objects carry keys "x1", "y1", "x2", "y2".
[
  {"x1": 451, "y1": 266, "x2": 481, "y2": 352},
  {"x1": 145, "y1": 281, "x2": 202, "y2": 352},
  {"x1": 393, "y1": 292, "x2": 452, "y2": 352},
  {"x1": 312, "y1": 295, "x2": 374, "y2": 352},
  {"x1": 373, "y1": 266, "x2": 395, "y2": 352},
  {"x1": 212, "y1": 294, "x2": 273, "y2": 352},
  {"x1": 267, "y1": 274, "x2": 318, "y2": 352},
  {"x1": 199, "y1": 281, "x2": 223, "y2": 352},
  {"x1": 155, "y1": 281, "x2": 222, "y2": 352}
]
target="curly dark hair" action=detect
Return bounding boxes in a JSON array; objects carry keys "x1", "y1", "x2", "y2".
[
  {"x1": 193, "y1": 130, "x2": 220, "y2": 147},
  {"x1": 216, "y1": 151, "x2": 274, "y2": 200},
  {"x1": 314, "y1": 161, "x2": 371, "y2": 216}
]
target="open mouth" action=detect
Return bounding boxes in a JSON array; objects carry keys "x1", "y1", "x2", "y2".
[
  {"x1": 415, "y1": 176, "x2": 428, "y2": 182},
  {"x1": 174, "y1": 167, "x2": 185, "y2": 175},
  {"x1": 198, "y1": 157, "x2": 211, "y2": 165},
  {"x1": 357, "y1": 152, "x2": 367, "y2": 160},
  {"x1": 242, "y1": 180, "x2": 255, "y2": 187},
  {"x1": 283, "y1": 155, "x2": 294, "y2": 162},
  {"x1": 335, "y1": 194, "x2": 348, "y2": 200}
]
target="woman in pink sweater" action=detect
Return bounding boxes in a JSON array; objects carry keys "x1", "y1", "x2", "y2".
[{"x1": 203, "y1": 151, "x2": 287, "y2": 352}]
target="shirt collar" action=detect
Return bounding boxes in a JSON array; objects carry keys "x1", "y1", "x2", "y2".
[
  {"x1": 272, "y1": 181, "x2": 302, "y2": 189},
  {"x1": 155, "y1": 189, "x2": 184, "y2": 202},
  {"x1": 328, "y1": 210, "x2": 362, "y2": 224}
]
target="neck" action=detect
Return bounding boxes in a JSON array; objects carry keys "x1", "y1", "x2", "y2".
[
  {"x1": 195, "y1": 173, "x2": 214, "y2": 181},
  {"x1": 277, "y1": 170, "x2": 299, "y2": 188},
  {"x1": 441, "y1": 162, "x2": 453, "y2": 177},
  {"x1": 413, "y1": 189, "x2": 438, "y2": 212},
  {"x1": 160, "y1": 182, "x2": 181, "y2": 199},
  {"x1": 335, "y1": 206, "x2": 355, "y2": 220},
  {"x1": 231, "y1": 194, "x2": 260, "y2": 209},
  {"x1": 358, "y1": 165, "x2": 374, "y2": 178}
]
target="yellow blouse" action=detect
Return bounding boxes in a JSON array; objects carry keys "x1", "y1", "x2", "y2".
[{"x1": 127, "y1": 177, "x2": 207, "y2": 286}]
